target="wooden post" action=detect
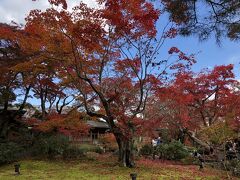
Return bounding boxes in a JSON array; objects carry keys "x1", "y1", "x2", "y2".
[{"x1": 90, "y1": 131, "x2": 92, "y2": 143}]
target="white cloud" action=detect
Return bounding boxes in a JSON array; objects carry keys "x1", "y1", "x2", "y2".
[{"x1": 0, "y1": 0, "x2": 98, "y2": 24}]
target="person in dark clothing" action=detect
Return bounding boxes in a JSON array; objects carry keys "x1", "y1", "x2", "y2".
[
  {"x1": 225, "y1": 141, "x2": 233, "y2": 151},
  {"x1": 233, "y1": 138, "x2": 240, "y2": 160},
  {"x1": 225, "y1": 140, "x2": 237, "y2": 160},
  {"x1": 157, "y1": 136, "x2": 162, "y2": 146},
  {"x1": 194, "y1": 151, "x2": 204, "y2": 170}
]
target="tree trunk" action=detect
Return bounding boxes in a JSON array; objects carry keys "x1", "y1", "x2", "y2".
[
  {"x1": 0, "y1": 110, "x2": 26, "y2": 140},
  {"x1": 177, "y1": 128, "x2": 187, "y2": 143},
  {"x1": 40, "y1": 93, "x2": 46, "y2": 120},
  {"x1": 3, "y1": 101, "x2": 9, "y2": 111},
  {"x1": 0, "y1": 119, "x2": 8, "y2": 139},
  {"x1": 18, "y1": 85, "x2": 31, "y2": 111},
  {"x1": 114, "y1": 133, "x2": 135, "y2": 168},
  {"x1": 186, "y1": 130, "x2": 211, "y2": 151},
  {"x1": 0, "y1": 110, "x2": 12, "y2": 139}
]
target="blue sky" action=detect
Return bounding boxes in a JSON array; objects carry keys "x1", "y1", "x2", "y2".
[
  {"x1": 154, "y1": 11, "x2": 240, "y2": 78},
  {"x1": 162, "y1": 34, "x2": 240, "y2": 77}
]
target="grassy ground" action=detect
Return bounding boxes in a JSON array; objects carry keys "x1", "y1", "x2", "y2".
[{"x1": 0, "y1": 154, "x2": 235, "y2": 180}]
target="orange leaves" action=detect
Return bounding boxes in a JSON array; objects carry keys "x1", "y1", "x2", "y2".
[
  {"x1": 0, "y1": 23, "x2": 17, "y2": 40},
  {"x1": 99, "y1": 133, "x2": 116, "y2": 143},
  {"x1": 37, "y1": 111, "x2": 89, "y2": 137},
  {"x1": 0, "y1": 1, "x2": 200, "y2": 144}
]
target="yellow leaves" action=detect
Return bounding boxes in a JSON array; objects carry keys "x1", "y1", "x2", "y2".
[{"x1": 198, "y1": 121, "x2": 238, "y2": 145}]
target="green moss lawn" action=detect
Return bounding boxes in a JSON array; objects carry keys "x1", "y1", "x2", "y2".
[{"x1": 0, "y1": 154, "x2": 235, "y2": 180}]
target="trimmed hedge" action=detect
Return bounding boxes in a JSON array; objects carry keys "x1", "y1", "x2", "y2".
[
  {"x1": 157, "y1": 140, "x2": 189, "y2": 160},
  {"x1": 139, "y1": 144, "x2": 153, "y2": 156},
  {"x1": 31, "y1": 134, "x2": 70, "y2": 158},
  {"x1": 139, "y1": 140, "x2": 190, "y2": 160},
  {"x1": 63, "y1": 145, "x2": 85, "y2": 159}
]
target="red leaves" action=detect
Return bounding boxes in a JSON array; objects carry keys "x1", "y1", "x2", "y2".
[
  {"x1": 37, "y1": 111, "x2": 90, "y2": 137},
  {"x1": 168, "y1": 47, "x2": 196, "y2": 73},
  {"x1": 168, "y1": 47, "x2": 195, "y2": 63},
  {"x1": 211, "y1": 64, "x2": 234, "y2": 79},
  {"x1": 163, "y1": 65, "x2": 238, "y2": 130},
  {"x1": 164, "y1": 28, "x2": 178, "y2": 38},
  {"x1": 114, "y1": 58, "x2": 141, "y2": 77},
  {"x1": 101, "y1": 0, "x2": 160, "y2": 38},
  {"x1": 47, "y1": 0, "x2": 67, "y2": 9},
  {"x1": 168, "y1": 47, "x2": 180, "y2": 54}
]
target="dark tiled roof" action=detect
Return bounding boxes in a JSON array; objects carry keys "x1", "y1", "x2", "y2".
[{"x1": 87, "y1": 120, "x2": 109, "y2": 128}]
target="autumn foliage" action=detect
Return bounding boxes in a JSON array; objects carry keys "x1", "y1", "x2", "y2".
[
  {"x1": 36, "y1": 111, "x2": 90, "y2": 137},
  {"x1": 0, "y1": 0, "x2": 239, "y2": 167}
]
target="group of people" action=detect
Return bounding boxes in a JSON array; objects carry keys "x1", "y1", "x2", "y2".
[
  {"x1": 225, "y1": 138, "x2": 240, "y2": 160},
  {"x1": 151, "y1": 136, "x2": 162, "y2": 160},
  {"x1": 150, "y1": 136, "x2": 240, "y2": 170},
  {"x1": 195, "y1": 138, "x2": 240, "y2": 170},
  {"x1": 151, "y1": 136, "x2": 162, "y2": 147}
]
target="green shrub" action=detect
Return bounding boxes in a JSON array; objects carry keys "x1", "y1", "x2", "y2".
[
  {"x1": 63, "y1": 145, "x2": 85, "y2": 159},
  {"x1": 180, "y1": 156, "x2": 197, "y2": 165},
  {"x1": 0, "y1": 142, "x2": 25, "y2": 165},
  {"x1": 223, "y1": 159, "x2": 240, "y2": 177},
  {"x1": 231, "y1": 160, "x2": 240, "y2": 177},
  {"x1": 76, "y1": 144, "x2": 103, "y2": 154},
  {"x1": 157, "y1": 140, "x2": 189, "y2": 160},
  {"x1": 139, "y1": 144, "x2": 153, "y2": 156},
  {"x1": 156, "y1": 143, "x2": 168, "y2": 158},
  {"x1": 31, "y1": 134, "x2": 70, "y2": 158},
  {"x1": 47, "y1": 134, "x2": 69, "y2": 156},
  {"x1": 94, "y1": 146, "x2": 104, "y2": 154}
]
